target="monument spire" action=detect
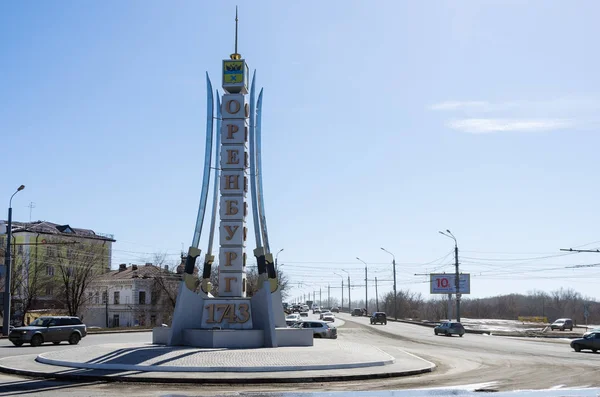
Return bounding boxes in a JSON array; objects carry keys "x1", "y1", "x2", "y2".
[{"x1": 230, "y1": 6, "x2": 241, "y2": 60}]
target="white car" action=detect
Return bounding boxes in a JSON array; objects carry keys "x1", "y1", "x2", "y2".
[
  {"x1": 292, "y1": 320, "x2": 337, "y2": 339},
  {"x1": 322, "y1": 312, "x2": 335, "y2": 322},
  {"x1": 285, "y1": 314, "x2": 301, "y2": 326},
  {"x1": 319, "y1": 311, "x2": 332, "y2": 319}
]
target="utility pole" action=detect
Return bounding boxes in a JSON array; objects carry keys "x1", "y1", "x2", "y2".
[
  {"x1": 319, "y1": 288, "x2": 322, "y2": 307},
  {"x1": 357, "y1": 257, "x2": 368, "y2": 314},
  {"x1": 440, "y1": 230, "x2": 461, "y2": 322},
  {"x1": 313, "y1": 290, "x2": 315, "y2": 303},
  {"x1": 375, "y1": 277, "x2": 379, "y2": 312},
  {"x1": 27, "y1": 202, "x2": 35, "y2": 222},
  {"x1": 381, "y1": 248, "x2": 397, "y2": 320},
  {"x1": 328, "y1": 284, "x2": 330, "y2": 308},
  {"x1": 348, "y1": 275, "x2": 351, "y2": 311},
  {"x1": 342, "y1": 269, "x2": 350, "y2": 312}
]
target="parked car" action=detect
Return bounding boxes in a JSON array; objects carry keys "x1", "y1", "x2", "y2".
[
  {"x1": 9, "y1": 316, "x2": 87, "y2": 347},
  {"x1": 570, "y1": 332, "x2": 600, "y2": 352},
  {"x1": 322, "y1": 312, "x2": 335, "y2": 322},
  {"x1": 351, "y1": 308, "x2": 363, "y2": 316},
  {"x1": 550, "y1": 318, "x2": 573, "y2": 331},
  {"x1": 331, "y1": 307, "x2": 340, "y2": 313},
  {"x1": 285, "y1": 313, "x2": 301, "y2": 326},
  {"x1": 293, "y1": 320, "x2": 337, "y2": 339},
  {"x1": 434, "y1": 321, "x2": 465, "y2": 337},
  {"x1": 299, "y1": 311, "x2": 309, "y2": 317},
  {"x1": 370, "y1": 312, "x2": 387, "y2": 325},
  {"x1": 583, "y1": 327, "x2": 600, "y2": 337}
]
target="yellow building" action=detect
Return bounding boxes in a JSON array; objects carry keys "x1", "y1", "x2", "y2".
[{"x1": 0, "y1": 220, "x2": 115, "y2": 325}]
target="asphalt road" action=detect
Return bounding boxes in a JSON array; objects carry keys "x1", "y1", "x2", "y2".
[{"x1": 0, "y1": 314, "x2": 598, "y2": 396}]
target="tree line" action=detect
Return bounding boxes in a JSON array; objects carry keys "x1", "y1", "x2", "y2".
[{"x1": 352, "y1": 287, "x2": 599, "y2": 324}]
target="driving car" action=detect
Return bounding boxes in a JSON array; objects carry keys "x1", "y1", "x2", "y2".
[
  {"x1": 583, "y1": 327, "x2": 600, "y2": 337},
  {"x1": 285, "y1": 313, "x2": 301, "y2": 326},
  {"x1": 322, "y1": 312, "x2": 335, "y2": 322},
  {"x1": 330, "y1": 307, "x2": 340, "y2": 313},
  {"x1": 313, "y1": 306, "x2": 321, "y2": 314},
  {"x1": 570, "y1": 331, "x2": 600, "y2": 352},
  {"x1": 434, "y1": 321, "x2": 465, "y2": 337},
  {"x1": 299, "y1": 311, "x2": 309, "y2": 317},
  {"x1": 550, "y1": 318, "x2": 573, "y2": 331},
  {"x1": 370, "y1": 312, "x2": 387, "y2": 325},
  {"x1": 351, "y1": 308, "x2": 363, "y2": 316},
  {"x1": 8, "y1": 316, "x2": 87, "y2": 347},
  {"x1": 292, "y1": 320, "x2": 337, "y2": 339},
  {"x1": 319, "y1": 310, "x2": 333, "y2": 319}
]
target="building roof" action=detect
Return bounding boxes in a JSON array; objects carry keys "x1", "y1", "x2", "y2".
[
  {"x1": 94, "y1": 263, "x2": 181, "y2": 281},
  {"x1": 5, "y1": 220, "x2": 116, "y2": 242}
]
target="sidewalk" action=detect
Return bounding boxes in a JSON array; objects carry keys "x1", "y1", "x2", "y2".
[{"x1": 0, "y1": 339, "x2": 435, "y2": 383}]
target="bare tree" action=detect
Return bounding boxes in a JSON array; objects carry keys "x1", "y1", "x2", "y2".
[{"x1": 54, "y1": 240, "x2": 107, "y2": 317}]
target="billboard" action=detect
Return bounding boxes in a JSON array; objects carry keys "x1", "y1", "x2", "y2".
[{"x1": 430, "y1": 273, "x2": 470, "y2": 294}]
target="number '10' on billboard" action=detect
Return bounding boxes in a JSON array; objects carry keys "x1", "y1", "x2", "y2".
[{"x1": 430, "y1": 273, "x2": 471, "y2": 294}]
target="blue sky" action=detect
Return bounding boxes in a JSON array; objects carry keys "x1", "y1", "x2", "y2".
[{"x1": 2, "y1": 1, "x2": 600, "y2": 304}]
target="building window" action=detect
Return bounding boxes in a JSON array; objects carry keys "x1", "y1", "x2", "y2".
[
  {"x1": 46, "y1": 266, "x2": 54, "y2": 276},
  {"x1": 46, "y1": 246, "x2": 54, "y2": 257},
  {"x1": 88, "y1": 292, "x2": 93, "y2": 302},
  {"x1": 102, "y1": 291, "x2": 108, "y2": 304},
  {"x1": 139, "y1": 291, "x2": 146, "y2": 305},
  {"x1": 45, "y1": 285, "x2": 54, "y2": 296},
  {"x1": 94, "y1": 292, "x2": 99, "y2": 304},
  {"x1": 112, "y1": 314, "x2": 120, "y2": 327},
  {"x1": 151, "y1": 291, "x2": 157, "y2": 305},
  {"x1": 66, "y1": 248, "x2": 73, "y2": 258},
  {"x1": 113, "y1": 291, "x2": 120, "y2": 305}
]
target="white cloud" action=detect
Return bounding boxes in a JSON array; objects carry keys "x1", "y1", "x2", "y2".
[{"x1": 447, "y1": 118, "x2": 573, "y2": 134}]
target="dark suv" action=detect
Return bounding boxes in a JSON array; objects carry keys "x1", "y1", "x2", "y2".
[
  {"x1": 370, "y1": 312, "x2": 387, "y2": 325},
  {"x1": 9, "y1": 316, "x2": 87, "y2": 347}
]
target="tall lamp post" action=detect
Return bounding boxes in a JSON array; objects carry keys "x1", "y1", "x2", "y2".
[
  {"x1": 380, "y1": 247, "x2": 397, "y2": 320},
  {"x1": 334, "y1": 272, "x2": 344, "y2": 313},
  {"x1": 342, "y1": 269, "x2": 350, "y2": 313},
  {"x1": 275, "y1": 248, "x2": 284, "y2": 273},
  {"x1": 3, "y1": 184, "x2": 25, "y2": 336},
  {"x1": 356, "y1": 257, "x2": 368, "y2": 314},
  {"x1": 439, "y1": 229, "x2": 460, "y2": 322}
]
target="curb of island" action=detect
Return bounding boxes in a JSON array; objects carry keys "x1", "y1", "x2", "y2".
[{"x1": 0, "y1": 357, "x2": 435, "y2": 384}]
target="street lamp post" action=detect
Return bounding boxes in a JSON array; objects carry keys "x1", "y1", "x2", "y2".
[
  {"x1": 439, "y1": 229, "x2": 460, "y2": 322},
  {"x1": 356, "y1": 257, "x2": 368, "y2": 314},
  {"x1": 380, "y1": 247, "x2": 397, "y2": 320},
  {"x1": 3, "y1": 185, "x2": 25, "y2": 336},
  {"x1": 342, "y1": 269, "x2": 350, "y2": 313},
  {"x1": 275, "y1": 248, "x2": 284, "y2": 273}
]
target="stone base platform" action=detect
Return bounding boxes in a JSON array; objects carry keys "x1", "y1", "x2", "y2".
[{"x1": 153, "y1": 327, "x2": 313, "y2": 348}]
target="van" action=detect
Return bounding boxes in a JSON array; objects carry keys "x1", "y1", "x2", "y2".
[{"x1": 550, "y1": 318, "x2": 573, "y2": 331}]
